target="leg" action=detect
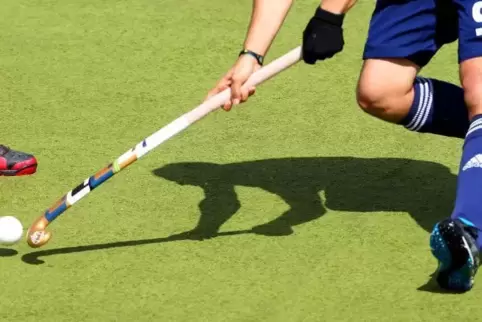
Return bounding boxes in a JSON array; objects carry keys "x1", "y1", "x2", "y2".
[
  {"x1": 359, "y1": 0, "x2": 469, "y2": 138},
  {"x1": 430, "y1": 0, "x2": 482, "y2": 292},
  {"x1": 178, "y1": 184, "x2": 240, "y2": 240},
  {"x1": 252, "y1": 191, "x2": 325, "y2": 236},
  {"x1": 0, "y1": 145, "x2": 37, "y2": 176}
]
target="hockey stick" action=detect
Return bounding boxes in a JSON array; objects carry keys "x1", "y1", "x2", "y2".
[{"x1": 26, "y1": 46, "x2": 302, "y2": 248}]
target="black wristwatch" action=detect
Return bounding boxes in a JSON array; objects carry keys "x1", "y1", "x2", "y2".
[{"x1": 239, "y1": 49, "x2": 264, "y2": 66}]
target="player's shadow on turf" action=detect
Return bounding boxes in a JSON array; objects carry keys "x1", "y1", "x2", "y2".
[
  {"x1": 0, "y1": 248, "x2": 17, "y2": 257},
  {"x1": 21, "y1": 157, "x2": 456, "y2": 269},
  {"x1": 152, "y1": 157, "x2": 456, "y2": 239}
]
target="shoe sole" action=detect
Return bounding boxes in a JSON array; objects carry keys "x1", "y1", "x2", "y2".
[
  {"x1": 430, "y1": 221, "x2": 476, "y2": 292},
  {"x1": 0, "y1": 164, "x2": 37, "y2": 176}
]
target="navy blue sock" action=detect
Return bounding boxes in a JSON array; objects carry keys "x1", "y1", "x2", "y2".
[
  {"x1": 401, "y1": 77, "x2": 469, "y2": 138},
  {"x1": 452, "y1": 115, "x2": 482, "y2": 248}
]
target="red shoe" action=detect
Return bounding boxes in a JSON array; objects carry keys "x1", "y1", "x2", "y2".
[{"x1": 0, "y1": 145, "x2": 37, "y2": 176}]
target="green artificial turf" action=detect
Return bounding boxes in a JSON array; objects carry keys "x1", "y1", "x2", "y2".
[{"x1": 0, "y1": 0, "x2": 477, "y2": 321}]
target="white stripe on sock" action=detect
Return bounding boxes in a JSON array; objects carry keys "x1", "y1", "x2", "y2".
[
  {"x1": 407, "y1": 78, "x2": 430, "y2": 131},
  {"x1": 406, "y1": 78, "x2": 425, "y2": 129},
  {"x1": 406, "y1": 78, "x2": 427, "y2": 130},
  {"x1": 467, "y1": 122, "x2": 482, "y2": 137},
  {"x1": 413, "y1": 78, "x2": 433, "y2": 132},
  {"x1": 468, "y1": 118, "x2": 482, "y2": 131},
  {"x1": 466, "y1": 118, "x2": 482, "y2": 137}
]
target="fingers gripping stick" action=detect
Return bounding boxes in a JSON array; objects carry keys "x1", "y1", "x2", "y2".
[{"x1": 26, "y1": 46, "x2": 302, "y2": 248}]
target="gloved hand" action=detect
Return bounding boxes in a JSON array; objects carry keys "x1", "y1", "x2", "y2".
[{"x1": 302, "y1": 7, "x2": 345, "y2": 64}]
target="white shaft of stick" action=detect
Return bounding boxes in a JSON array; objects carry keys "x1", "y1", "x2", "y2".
[
  {"x1": 186, "y1": 46, "x2": 302, "y2": 123},
  {"x1": 136, "y1": 46, "x2": 302, "y2": 158}
]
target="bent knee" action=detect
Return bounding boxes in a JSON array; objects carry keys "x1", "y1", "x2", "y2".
[
  {"x1": 356, "y1": 81, "x2": 411, "y2": 122},
  {"x1": 356, "y1": 82, "x2": 389, "y2": 112},
  {"x1": 356, "y1": 59, "x2": 418, "y2": 122}
]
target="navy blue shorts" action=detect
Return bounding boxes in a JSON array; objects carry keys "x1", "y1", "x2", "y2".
[{"x1": 363, "y1": 0, "x2": 482, "y2": 67}]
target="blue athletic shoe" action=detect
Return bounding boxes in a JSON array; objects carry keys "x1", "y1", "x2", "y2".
[{"x1": 430, "y1": 218, "x2": 480, "y2": 292}]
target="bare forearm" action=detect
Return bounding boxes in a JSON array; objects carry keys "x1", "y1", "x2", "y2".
[
  {"x1": 243, "y1": 0, "x2": 293, "y2": 56},
  {"x1": 320, "y1": 0, "x2": 358, "y2": 14}
]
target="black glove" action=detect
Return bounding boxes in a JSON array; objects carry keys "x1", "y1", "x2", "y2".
[{"x1": 302, "y1": 7, "x2": 345, "y2": 64}]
